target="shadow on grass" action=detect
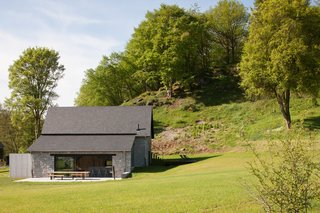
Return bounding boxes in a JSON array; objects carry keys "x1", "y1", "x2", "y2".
[
  {"x1": 133, "y1": 165, "x2": 176, "y2": 174},
  {"x1": 133, "y1": 154, "x2": 222, "y2": 174},
  {"x1": 0, "y1": 170, "x2": 9, "y2": 173},
  {"x1": 193, "y1": 75, "x2": 244, "y2": 107},
  {"x1": 153, "y1": 120, "x2": 167, "y2": 135},
  {"x1": 303, "y1": 116, "x2": 320, "y2": 130}
]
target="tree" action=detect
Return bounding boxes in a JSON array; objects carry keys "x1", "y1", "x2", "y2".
[
  {"x1": 126, "y1": 4, "x2": 209, "y2": 98},
  {"x1": 75, "y1": 53, "x2": 139, "y2": 106},
  {"x1": 239, "y1": 0, "x2": 320, "y2": 129},
  {"x1": 206, "y1": 0, "x2": 248, "y2": 65},
  {"x1": 6, "y1": 47, "x2": 64, "y2": 147},
  {"x1": 0, "y1": 105, "x2": 18, "y2": 154},
  {"x1": 248, "y1": 138, "x2": 320, "y2": 212}
]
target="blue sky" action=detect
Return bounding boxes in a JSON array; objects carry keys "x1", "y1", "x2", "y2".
[{"x1": 0, "y1": 0, "x2": 254, "y2": 106}]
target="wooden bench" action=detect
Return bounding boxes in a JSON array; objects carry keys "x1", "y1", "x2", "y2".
[
  {"x1": 48, "y1": 171, "x2": 90, "y2": 180},
  {"x1": 48, "y1": 174, "x2": 64, "y2": 180},
  {"x1": 70, "y1": 173, "x2": 88, "y2": 180}
]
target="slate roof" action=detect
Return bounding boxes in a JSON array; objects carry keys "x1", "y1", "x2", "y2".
[
  {"x1": 42, "y1": 106, "x2": 153, "y2": 137},
  {"x1": 28, "y1": 135, "x2": 135, "y2": 152},
  {"x1": 28, "y1": 106, "x2": 153, "y2": 152}
]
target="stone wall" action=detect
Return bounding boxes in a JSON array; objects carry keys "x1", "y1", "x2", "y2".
[
  {"x1": 32, "y1": 152, "x2": 54, "y2": 178},
  {"x1": 31, "y1": 151, "x2": 132, "y2": 178},
  {"x1": 132, "y1": 137, "x2": 151, "y2": 167},
  {"x1": 112, "y1": 151, "x2": 131, "y2": 178}
]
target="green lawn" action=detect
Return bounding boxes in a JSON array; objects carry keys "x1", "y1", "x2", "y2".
[
  {"x1": 0, "y1": 152, "x2": 262, "y2": 213},
  {"x1": 1, "y1": 152, "x2": 319, "y2": 212}
]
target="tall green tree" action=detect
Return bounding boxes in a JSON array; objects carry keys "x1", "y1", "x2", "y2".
[
  {"x1": 126, "y1": 4, "x2": 209, "y2": 98},
  {"x1": 239, "y1": 0, "x2": 320, "y2": 129},
  {"x1": 206, "y1": 0, "x2": 248, "y2": 65},
  {"x1": 6, "y1": 47, "x2": 64, "y2": 147}
]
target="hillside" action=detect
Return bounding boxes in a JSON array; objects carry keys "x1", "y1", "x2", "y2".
[{"x1": 123, "y1": 75, "x2": 320, "y2": 155}]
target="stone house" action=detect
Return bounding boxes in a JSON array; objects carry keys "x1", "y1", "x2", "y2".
[{"x1": 28, "y1": 106, "x2": 153, "y2": 178}]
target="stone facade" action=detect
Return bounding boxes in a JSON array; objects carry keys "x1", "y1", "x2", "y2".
[
  {"x1": 112, "y1": 151, "x2": 132, "y2": 178},
  {"x1": 30, "y1": 137, "x2": 151, "y2": 178},
  {"x1": 132, "y1": 137, "x2": 151, "y2": 167},
  {"x1": 31, "y1": 151, "x2": 132, "y2": 178},
  {"x1": 32, "y1": 152, "x2": 54, "y2": 178}
]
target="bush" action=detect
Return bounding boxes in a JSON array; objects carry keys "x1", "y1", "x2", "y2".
[{"x1": 247, "y1": 137, "x2": 320, "y2": 212}]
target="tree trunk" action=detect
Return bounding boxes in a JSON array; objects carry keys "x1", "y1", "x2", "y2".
[
  {"x1": 166, "y1": 80, "x2": 173, "y2": 99},
  {"x1": 275, "y1": 89, "x2": 291, "y2": 129},
  {"x1": 226, "y1": 45, "x2": 230, "y2": 64},
  {"x1": 35, "y1": 114, "x2": 42, "y2": 139},
  {"x1": 231, "y1": 38, "x2": 236, "y2": 64}
]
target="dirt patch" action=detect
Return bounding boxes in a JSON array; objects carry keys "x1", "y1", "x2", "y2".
[
  {"x1": 151, "y1": 125, "x2": 270, "y2": 155},
  {"x1": 170, "y1": 99, "x2": 185, "y2": 109},
  {"x1": 152, "y1": 127, "x2": 215, "y2": 155}
]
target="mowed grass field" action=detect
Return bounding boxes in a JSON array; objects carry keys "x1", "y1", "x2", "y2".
[
  {"x1": 0, "y1": 152, "x2": 262, "y2": 213},
  {"x1": 1, "y1": 152, "x2": 320, "y2": 213}
]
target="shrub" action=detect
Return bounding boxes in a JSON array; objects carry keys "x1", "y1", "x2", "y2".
[{"x1": 247, "y1": 138, "x2": 320, "y2": 212}]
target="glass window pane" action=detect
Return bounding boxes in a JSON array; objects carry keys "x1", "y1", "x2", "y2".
[{"x1": 55, "y1": 156, "x2": 75, "y2": 171}]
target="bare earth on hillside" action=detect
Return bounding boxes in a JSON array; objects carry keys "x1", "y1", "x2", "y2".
[{"x1": 152, "y1": 127, "x2": 216, "y2": 155}]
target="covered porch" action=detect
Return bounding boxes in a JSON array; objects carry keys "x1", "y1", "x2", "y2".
[{"x1": 53, "y1": 154, "x2": 115, "y2": 178}]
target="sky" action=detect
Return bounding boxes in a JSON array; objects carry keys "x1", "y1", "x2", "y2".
[{"x1": 0, "y1": 0, "x2": 254, "y2": 106}]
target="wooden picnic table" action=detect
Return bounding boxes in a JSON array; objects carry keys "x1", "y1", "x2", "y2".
[{"x1": 48, "y1": 171, "x2": 90, "y2": 180}]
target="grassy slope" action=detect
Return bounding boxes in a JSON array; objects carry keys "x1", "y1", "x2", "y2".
[
  {"x1": 124, "y1": 75, "x2": 320, "y2": 153},
  {"x1": 154, "y1": 97, "x2": 320, "y2": 145},
  {"x1": 0, "y1": 153, "x2": 262, "y2": 213}
]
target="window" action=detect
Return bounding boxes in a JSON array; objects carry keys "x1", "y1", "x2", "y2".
[
  {"x1": 55, "y1": 156, "x2": 75, "y2": 171},
  {"x1": 106, "y1": 160, "x2": 112, "y2": 166}
]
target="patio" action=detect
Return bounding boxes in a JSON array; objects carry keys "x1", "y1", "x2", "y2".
[{"x1": 15, "y1": 177, "x2": 121, "y2": 182}]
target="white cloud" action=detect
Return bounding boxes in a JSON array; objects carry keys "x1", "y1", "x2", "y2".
[{"x1": 33, "y1": 2, "x2": 102, "y2": 27}]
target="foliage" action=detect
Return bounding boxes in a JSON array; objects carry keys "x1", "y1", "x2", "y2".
[
  {"x1": 0, "y1": 106, "x2": 21, "y2": 154},
  {"x1": 248, "y1": 137, "x2": 320, "y2": 212},
  {"x1": 122, "y1": 89, "x2": 174, "y2": 107},
  {"x1": 75, "y1": 53, "x2": 140, "y2": 106},
  {"x1": 125, "y1": 4, "x2": 211, "y2": 98},
  {"x1": 6, "y1": 47, "x2": 64, "y2": 149},
  {"x1": 206, "y1": 0, "x2": 249, "y2": 65},
  {"x1": 75, "y1": 2, "x2": 250, "y2": 106},
  {"x1": 239, "y1": 0, "x2": 320, "y2": 129}
]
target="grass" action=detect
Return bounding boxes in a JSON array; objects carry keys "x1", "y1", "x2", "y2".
[
  {"x1": 153, "y1": 97, "x2": 320, "y2": 148},
  {"x1": 2, "y1": 152, "x2": 320, "y2": 212},
  {"x1": 0, "y1": 152, "x2": 263, "y2": 213},
  {"x1": 123, "y1": 75, "x2": 320, "y2": 150}
]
